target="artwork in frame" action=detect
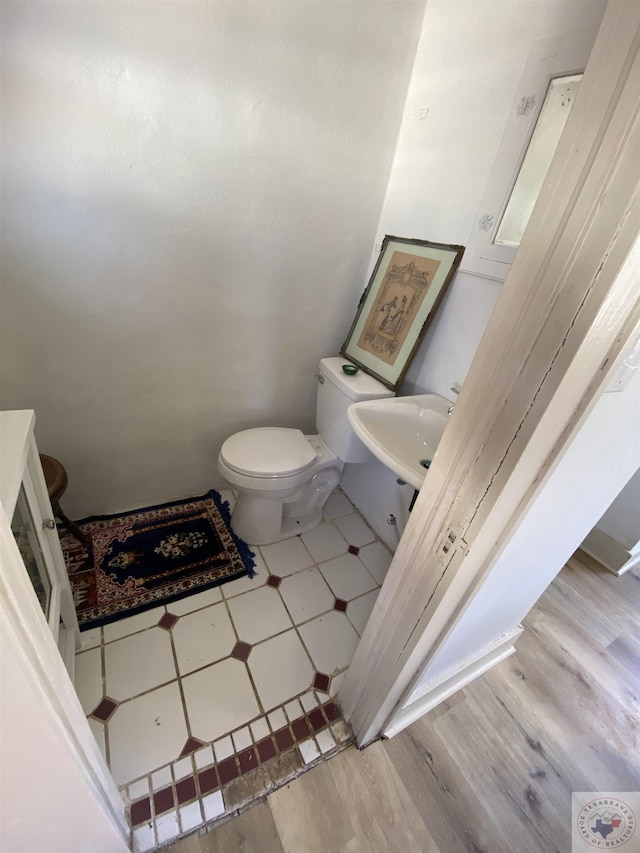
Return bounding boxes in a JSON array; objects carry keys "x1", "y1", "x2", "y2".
[{"x1": 340, "y1": 236, "x2": 465, "y2": 390}]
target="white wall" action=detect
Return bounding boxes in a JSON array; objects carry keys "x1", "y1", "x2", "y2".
[
  {"x1": 594, "y1": 467, "x2": 640, "y2": 554},
  {"x1": 341, "y1": 0, "x2": 606, "y2": 539},
  {"x1": 0, "y1": 0, "x2": 425, "y2": 518},
  {"x1": 407, "y1": 366, "x2": 640, "y2": 701}
]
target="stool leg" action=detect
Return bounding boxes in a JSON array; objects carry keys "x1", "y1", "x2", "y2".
[{"x1": 54, "y1": 501, "x2": 90, "y2": 547}]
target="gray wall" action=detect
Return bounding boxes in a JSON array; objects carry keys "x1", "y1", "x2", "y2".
[{"x1": 0, "y1": 0, "x2": 425, "y2": 516}]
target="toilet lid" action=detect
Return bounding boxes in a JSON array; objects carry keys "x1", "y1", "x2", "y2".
[{"x1": 220, "y1": 427, "x2": 317, "y2": 477}]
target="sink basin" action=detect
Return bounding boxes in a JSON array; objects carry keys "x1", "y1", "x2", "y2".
[{"x1": 347, "y1": 393, "x2": 451, "y2": 489}]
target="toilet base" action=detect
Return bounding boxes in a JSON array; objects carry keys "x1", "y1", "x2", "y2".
[
  {"x1": 231, "y1": 497, "x2": 323, "y2": 546},
  {"x1": 229, "y1": 464, "x2": 342, "y2": 546}
]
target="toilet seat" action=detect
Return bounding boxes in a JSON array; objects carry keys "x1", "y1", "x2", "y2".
[{"x1": 220, "y1": 427, "x2": 317, "y2": 479}]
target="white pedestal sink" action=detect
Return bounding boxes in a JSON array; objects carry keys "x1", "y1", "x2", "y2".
[{"x1": 347, "y1": 393, "x2": 451, "y2": 489}]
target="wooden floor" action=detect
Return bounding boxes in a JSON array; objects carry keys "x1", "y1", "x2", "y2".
[{"x1": 167, "y1": 553, "x2": 640, "y2": 853}]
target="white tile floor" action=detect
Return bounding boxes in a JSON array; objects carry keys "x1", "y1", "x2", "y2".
[{"x1": 73, "y1": 488, "x2": 393, "y2": 850}]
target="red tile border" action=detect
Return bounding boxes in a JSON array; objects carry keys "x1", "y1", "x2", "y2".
[
  {"x1": 323, "y1": 701, "x2": 341, "y2": 722},
  {"x1": 291, "y1": 716, "x2": 310, "y2": 740},
  {"x1": 124, "y1": 700, "x2": 350, "y2": 837},
  {"x1": 274, "y1": 726, "x2": 294, "y2": 752},
  {"x1": 217, "y1": 756, "x2": 240, "y2": 785},
  {"x1": 308, "y1": 707, "x2": 326, "y2": 733},
  {"x1": 238, "y1": 747, "x2": 258, "y2": 774},
  {"x1": 198, "y1": 766, "x2": 219, "y2": 795},
  {"x1": 256, "y1": 735, "x2": 277, "y2": 763},
  {"x1": 176, "y1": 776, "x2": 197, "y2": 805},
  {"x1": 130, "y1": 797, "x2": 151, "y2": 827},
  {"x1": 153, "y1": 786, "x2": 175, "y2": 815}
]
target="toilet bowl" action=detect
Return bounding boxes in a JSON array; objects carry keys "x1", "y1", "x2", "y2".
[
  {"x1": 219, "y1": 430, "x2": 342, "y2": 544},
  {"x1": 218, "y1": 357, "x2": 394, "y2": 545}
]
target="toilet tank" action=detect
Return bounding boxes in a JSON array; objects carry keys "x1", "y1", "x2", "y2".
[{"x1": 317, "y1": 357, "x2": 394, "y2": 462}]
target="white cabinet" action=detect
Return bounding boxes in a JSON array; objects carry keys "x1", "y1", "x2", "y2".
[{"x1": 0, "y1": 410, "x2": 80, "y2": 677}]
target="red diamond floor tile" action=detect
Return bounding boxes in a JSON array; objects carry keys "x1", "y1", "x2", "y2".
[
  {"x1": 314, "y1": 672, "x2": 331, "y2": 691},
  {"x1": 158, "y1": 612, "x2": 179, "y2": 630},
  {"x1": 91, "y1": 697, "x2": 118, "y2": 722},
  {"x1": 231, "y1": 640, "x2": 252, "y2": 662},
  {"x1": 179, "y1": 736, "x2": 205, "y2": 757}
]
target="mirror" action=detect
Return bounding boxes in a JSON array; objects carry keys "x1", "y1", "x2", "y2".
[
  {"x1": 463, "y1": 25, "x2": 599, "y2": 281},
  {"x1": 495, "y1": 73, "x2": 583, "y2": 248}
]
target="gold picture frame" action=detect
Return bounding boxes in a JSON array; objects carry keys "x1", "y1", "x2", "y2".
[{"x1": 340, "y1": 236, "x2": 465, "y2": 390}]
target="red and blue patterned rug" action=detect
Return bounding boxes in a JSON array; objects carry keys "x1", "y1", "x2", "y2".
[{"x1": 60, "y1": 491, "x2": 255, "y2": 631}]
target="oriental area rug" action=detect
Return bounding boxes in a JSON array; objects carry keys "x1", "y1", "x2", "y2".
[{"x1": 60, "y1": 491, "x2": 255, "y2": 630}]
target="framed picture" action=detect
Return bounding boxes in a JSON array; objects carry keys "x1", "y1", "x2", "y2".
[{"x1": 340, "y1": 235, "x2": 465, "y2": 390}]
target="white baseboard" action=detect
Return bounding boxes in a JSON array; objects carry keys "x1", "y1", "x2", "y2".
[
  {"x1": 580, "y1": 528, "x2": 639, "y2": 576},
  {"x1": 382, "y1": 626, "x2": 523, "y2": 739}
]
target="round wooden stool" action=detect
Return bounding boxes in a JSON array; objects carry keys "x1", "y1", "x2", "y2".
[{"x1": 39, "y1": 454, "x2": 89, "y2": 546}]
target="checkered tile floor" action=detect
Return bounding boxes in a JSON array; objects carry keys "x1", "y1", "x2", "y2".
[{"x1": 73, "y1": 488, "x2": 393, "y2": 851}]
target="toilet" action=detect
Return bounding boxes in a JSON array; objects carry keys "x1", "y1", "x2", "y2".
[{"x1": 218, "y1": 356, "x2": 394, "y2": 545}]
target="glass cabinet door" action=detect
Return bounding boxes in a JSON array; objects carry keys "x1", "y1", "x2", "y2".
[
  {"x1": 1, "y1": 412, "x2": 80, "y2": 677},
  {"x1": 11, "y1": 484, "x2": 54, "y2": 621}
]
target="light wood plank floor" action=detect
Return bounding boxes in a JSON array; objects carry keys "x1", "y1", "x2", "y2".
[{"x1": 168, "y1": 553, "x2": 639, "y2": 853}]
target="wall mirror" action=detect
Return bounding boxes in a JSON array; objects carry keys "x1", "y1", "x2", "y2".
[
  {"x1": 494, "y1": 73, "x2": 582, "y2": 248},
  {"x1": 464, "y1": 26, "x2": 599, "y2": 281}
]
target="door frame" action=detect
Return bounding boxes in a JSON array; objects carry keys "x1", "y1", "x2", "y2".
[{"x1": 340, "y1": 0, "x2": 640, "y2": 747}]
